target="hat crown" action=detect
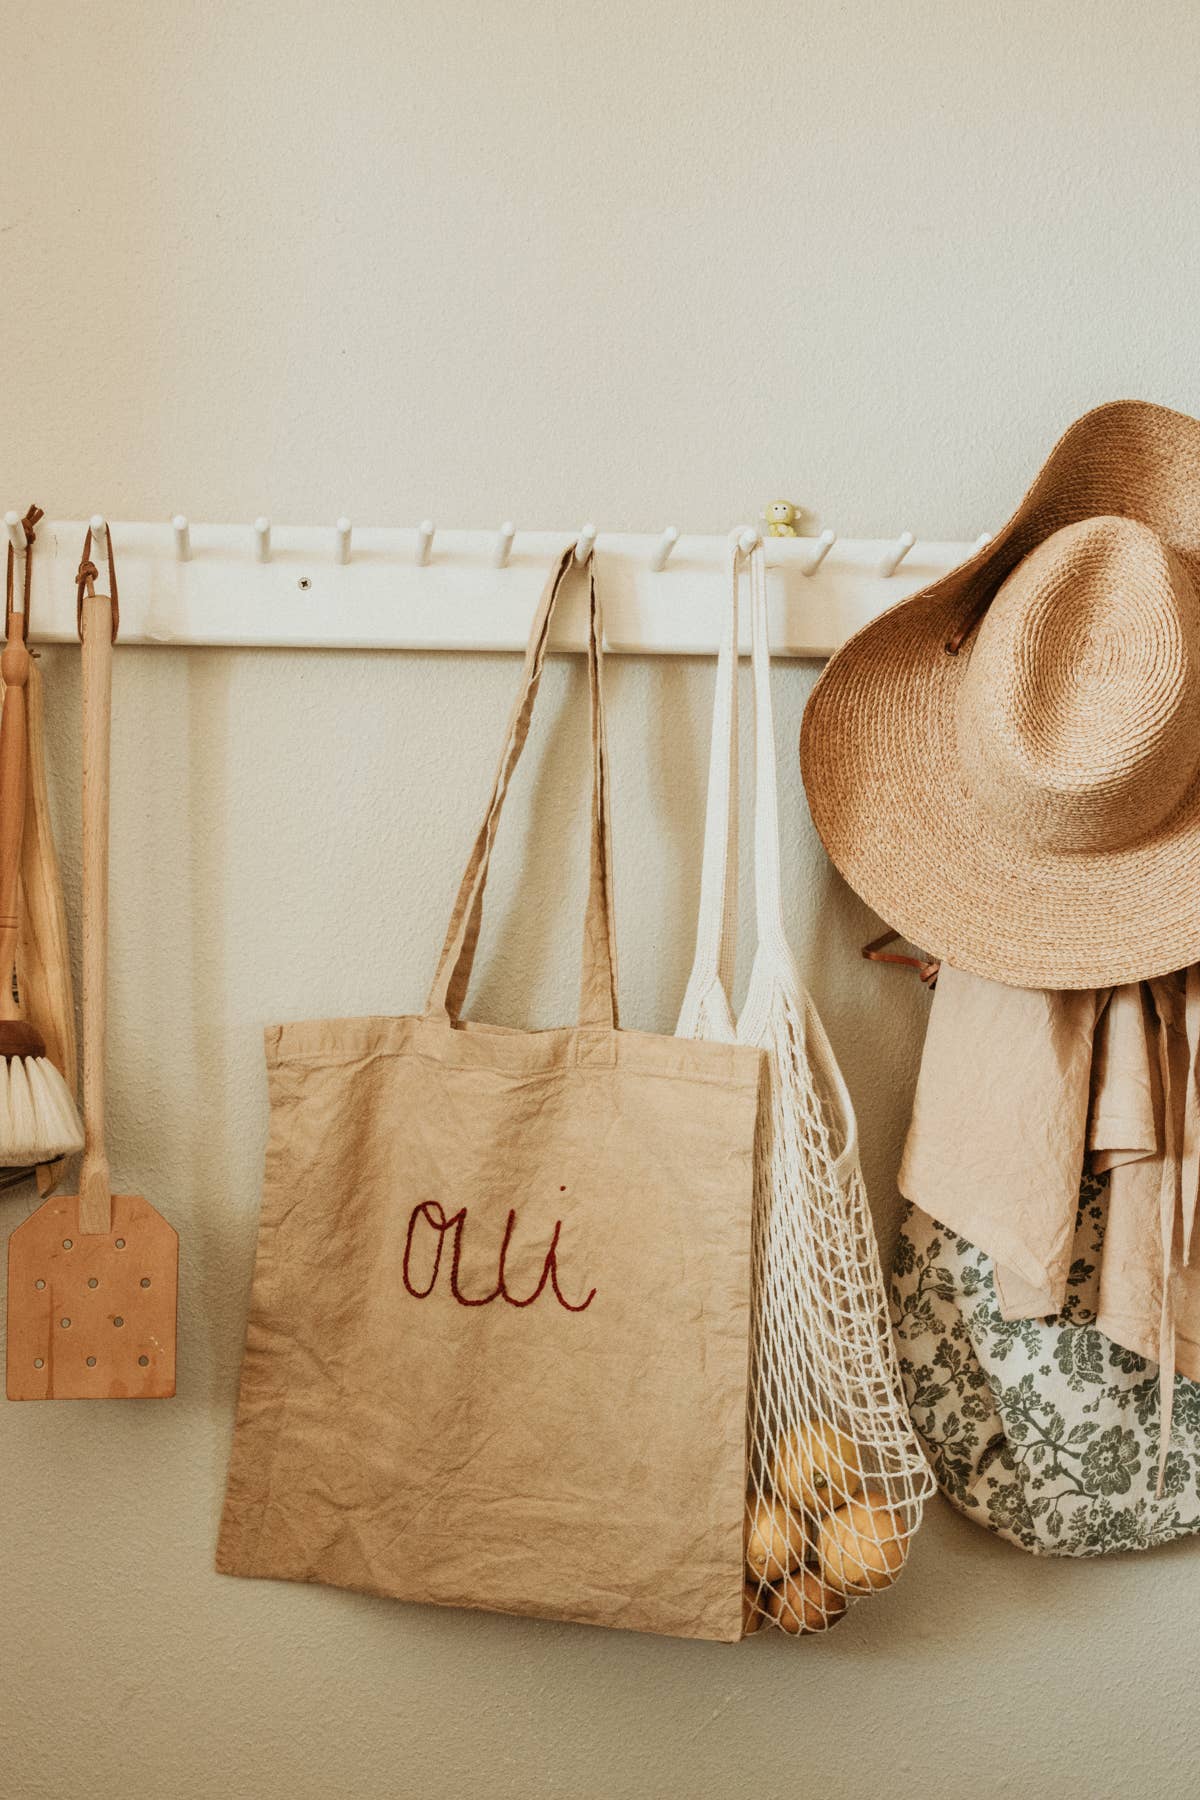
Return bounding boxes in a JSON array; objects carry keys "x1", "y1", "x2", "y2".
[{"x1": 956, "y1": 516, "x2": 1200, "y2": 854}]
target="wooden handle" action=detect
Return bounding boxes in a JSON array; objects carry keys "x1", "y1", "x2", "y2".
[
  {"x1": 79, "y1": 594, "x2": 113, "y2": 1234},
  {"x1": 0, "y1": 615, "x2": 30, "y2": 1022},
  {"x1": 22, "y1": 657, "x2": 78, "y2": 1090}
]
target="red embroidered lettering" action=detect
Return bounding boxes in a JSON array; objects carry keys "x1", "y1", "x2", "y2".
[{"x1": 402, "y1": 1203, "x2": 596, "y2": 1313}]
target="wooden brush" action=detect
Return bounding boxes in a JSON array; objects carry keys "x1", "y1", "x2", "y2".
[
  {"x1": 21, "y1": 652, "x2": 82, "y2": 1195},
  {"x1": 0, "y1": 514, "x2": 83, "y2": 1165}
]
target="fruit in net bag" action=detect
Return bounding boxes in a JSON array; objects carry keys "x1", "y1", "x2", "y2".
[
  {"x1": 772, "y1": 1419, "x2": 863, "y2": 1515},
  {"x1": 817, "y1": 1489, "x2": 906, "y2": 1594},
  {"x1": 767, "y1": 1567, "x2": 848, "y2": 1635},
  {"x1": 745, "y1": 1495, "x2": 805, "y2": 1582}
]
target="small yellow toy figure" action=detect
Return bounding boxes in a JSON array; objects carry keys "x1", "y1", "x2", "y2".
[{"x1": 765, "y1": 501, "x2": 798, "y2": 537}]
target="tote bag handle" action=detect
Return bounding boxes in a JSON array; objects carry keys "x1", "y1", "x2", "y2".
[
  {"x1": 677, "y1": 534, "x2": 791, "y2": 1036},
  {"x1": 425, "y1": 546, "x2": 618, "y2": 1030},
  {"x1": 675, "y1": 532, "x2": 741, "y2": 1041},
  {"x1": 676, "y1": 535, "x2": 860, "y2": 1170}
]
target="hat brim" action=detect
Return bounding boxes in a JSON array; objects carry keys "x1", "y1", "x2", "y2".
[{"x1": 801, "y1": 401, "x2": 1200, "y2": 989}]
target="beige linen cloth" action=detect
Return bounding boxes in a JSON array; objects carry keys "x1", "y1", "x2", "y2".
[{"x1": 900, "y1": 963, "x2": 1200, "y2": 1477}]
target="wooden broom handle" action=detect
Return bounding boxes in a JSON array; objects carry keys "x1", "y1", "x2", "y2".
[
  {"x1": 0, "y1": 613, "x2": 30, "y2": 1022},
  {"x1": 79, "y1": 593, "x2": 114, "y2": 1234}
]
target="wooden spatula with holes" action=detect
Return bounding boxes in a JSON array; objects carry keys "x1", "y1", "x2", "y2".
[{"x1": 7, "y1": 560, "x2": 178, "y2": 1399}]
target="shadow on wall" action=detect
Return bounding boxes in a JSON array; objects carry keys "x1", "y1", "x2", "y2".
[{"x1": 184, "y1": 651, "x2": 238, "y2": 1428}]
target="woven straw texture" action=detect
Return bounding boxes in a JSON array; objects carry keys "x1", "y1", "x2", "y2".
[{"x1": 801, "y1": 400, "x2": 1200, "y2": 989}]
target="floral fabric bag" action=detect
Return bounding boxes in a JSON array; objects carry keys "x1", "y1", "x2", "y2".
[{"x1": 892, "y1": 1175, "x2": 1200, "y2": 1555}]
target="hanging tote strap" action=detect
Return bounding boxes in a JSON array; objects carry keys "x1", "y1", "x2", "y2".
[
  {"x1": 741, "y1": 536, "x2": 861, "y2": 1174},
  {"x1": 677, "y1": 531, "x2": 794, "y2": 1039},
  {"x1": 425, "y1": 545, "x2": 618, "y2": 1030},
  {"x1": 744, "y1": 532, "x2": 791, "y2": 970},
  {"x1": 675, "y1": 532, "x2": 742, "y2": 1041},
  {"x1": 677, "y1": 533, "x2": 860, "y2": 1172}
]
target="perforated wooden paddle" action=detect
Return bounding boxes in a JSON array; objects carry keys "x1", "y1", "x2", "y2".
[{"x1": 7, "y1": 555, "x2": 177, "y2": 1400}]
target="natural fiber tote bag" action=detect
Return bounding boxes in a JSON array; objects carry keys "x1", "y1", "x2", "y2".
[
  {"x1": 893, "y1": 1182, "x2": 1200, "y2": 1556},
  {"x1": 677, "y1": 536, "x2": 932, "y2": 1634},
  {"x1": 217, "y1": 547, "x2": 764, "y2": 1641}
]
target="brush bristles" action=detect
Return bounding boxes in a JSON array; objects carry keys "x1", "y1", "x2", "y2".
[{"x1": 0, "y1": 1056, "x2": 84, "y2": 1164}]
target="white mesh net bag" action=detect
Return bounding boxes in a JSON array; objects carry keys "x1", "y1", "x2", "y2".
[{"x1": 677, "y1": 533, "x2": 933, "y2": 1635}]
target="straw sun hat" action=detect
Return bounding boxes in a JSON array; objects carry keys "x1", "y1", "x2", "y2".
[{"x1": 801, "y1": 401, "x2": 1200, "y2": 989}]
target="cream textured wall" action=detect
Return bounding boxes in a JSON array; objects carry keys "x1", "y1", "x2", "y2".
[{"x1": 4, "y1": 4, "x2": 1200, "y2": 1797}]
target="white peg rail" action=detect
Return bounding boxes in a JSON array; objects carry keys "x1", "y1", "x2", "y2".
[{"x1": 16, "y1": 520, "x2": 987, "y2": 657}]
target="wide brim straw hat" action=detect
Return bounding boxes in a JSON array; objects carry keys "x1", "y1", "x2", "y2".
[{"x1": 801, "y1": 400, "x2": 1200, "y2": 989}]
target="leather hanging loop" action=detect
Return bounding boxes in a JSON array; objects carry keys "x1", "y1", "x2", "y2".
[
  {"x1": 862, "y1": 929, "x2": 941, "y2": 987},
  {"x1": 943, "y1": 593, "x2": 992, "y2": 656},
  {"x1": 5, "y1": 504, "x2": 43, "y2": 643},
  {"x1": 76, "y1": 524, "x2": 119, "y2": 643}
]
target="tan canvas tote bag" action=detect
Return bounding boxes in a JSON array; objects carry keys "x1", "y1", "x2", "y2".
[{"x1": 217, "y1": 546, "x2": 763, "y2": 1641}]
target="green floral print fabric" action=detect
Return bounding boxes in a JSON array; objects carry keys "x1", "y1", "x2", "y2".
[{"x1": 892, "y1": 1172, "x2": 1200, "y2": 1555}]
